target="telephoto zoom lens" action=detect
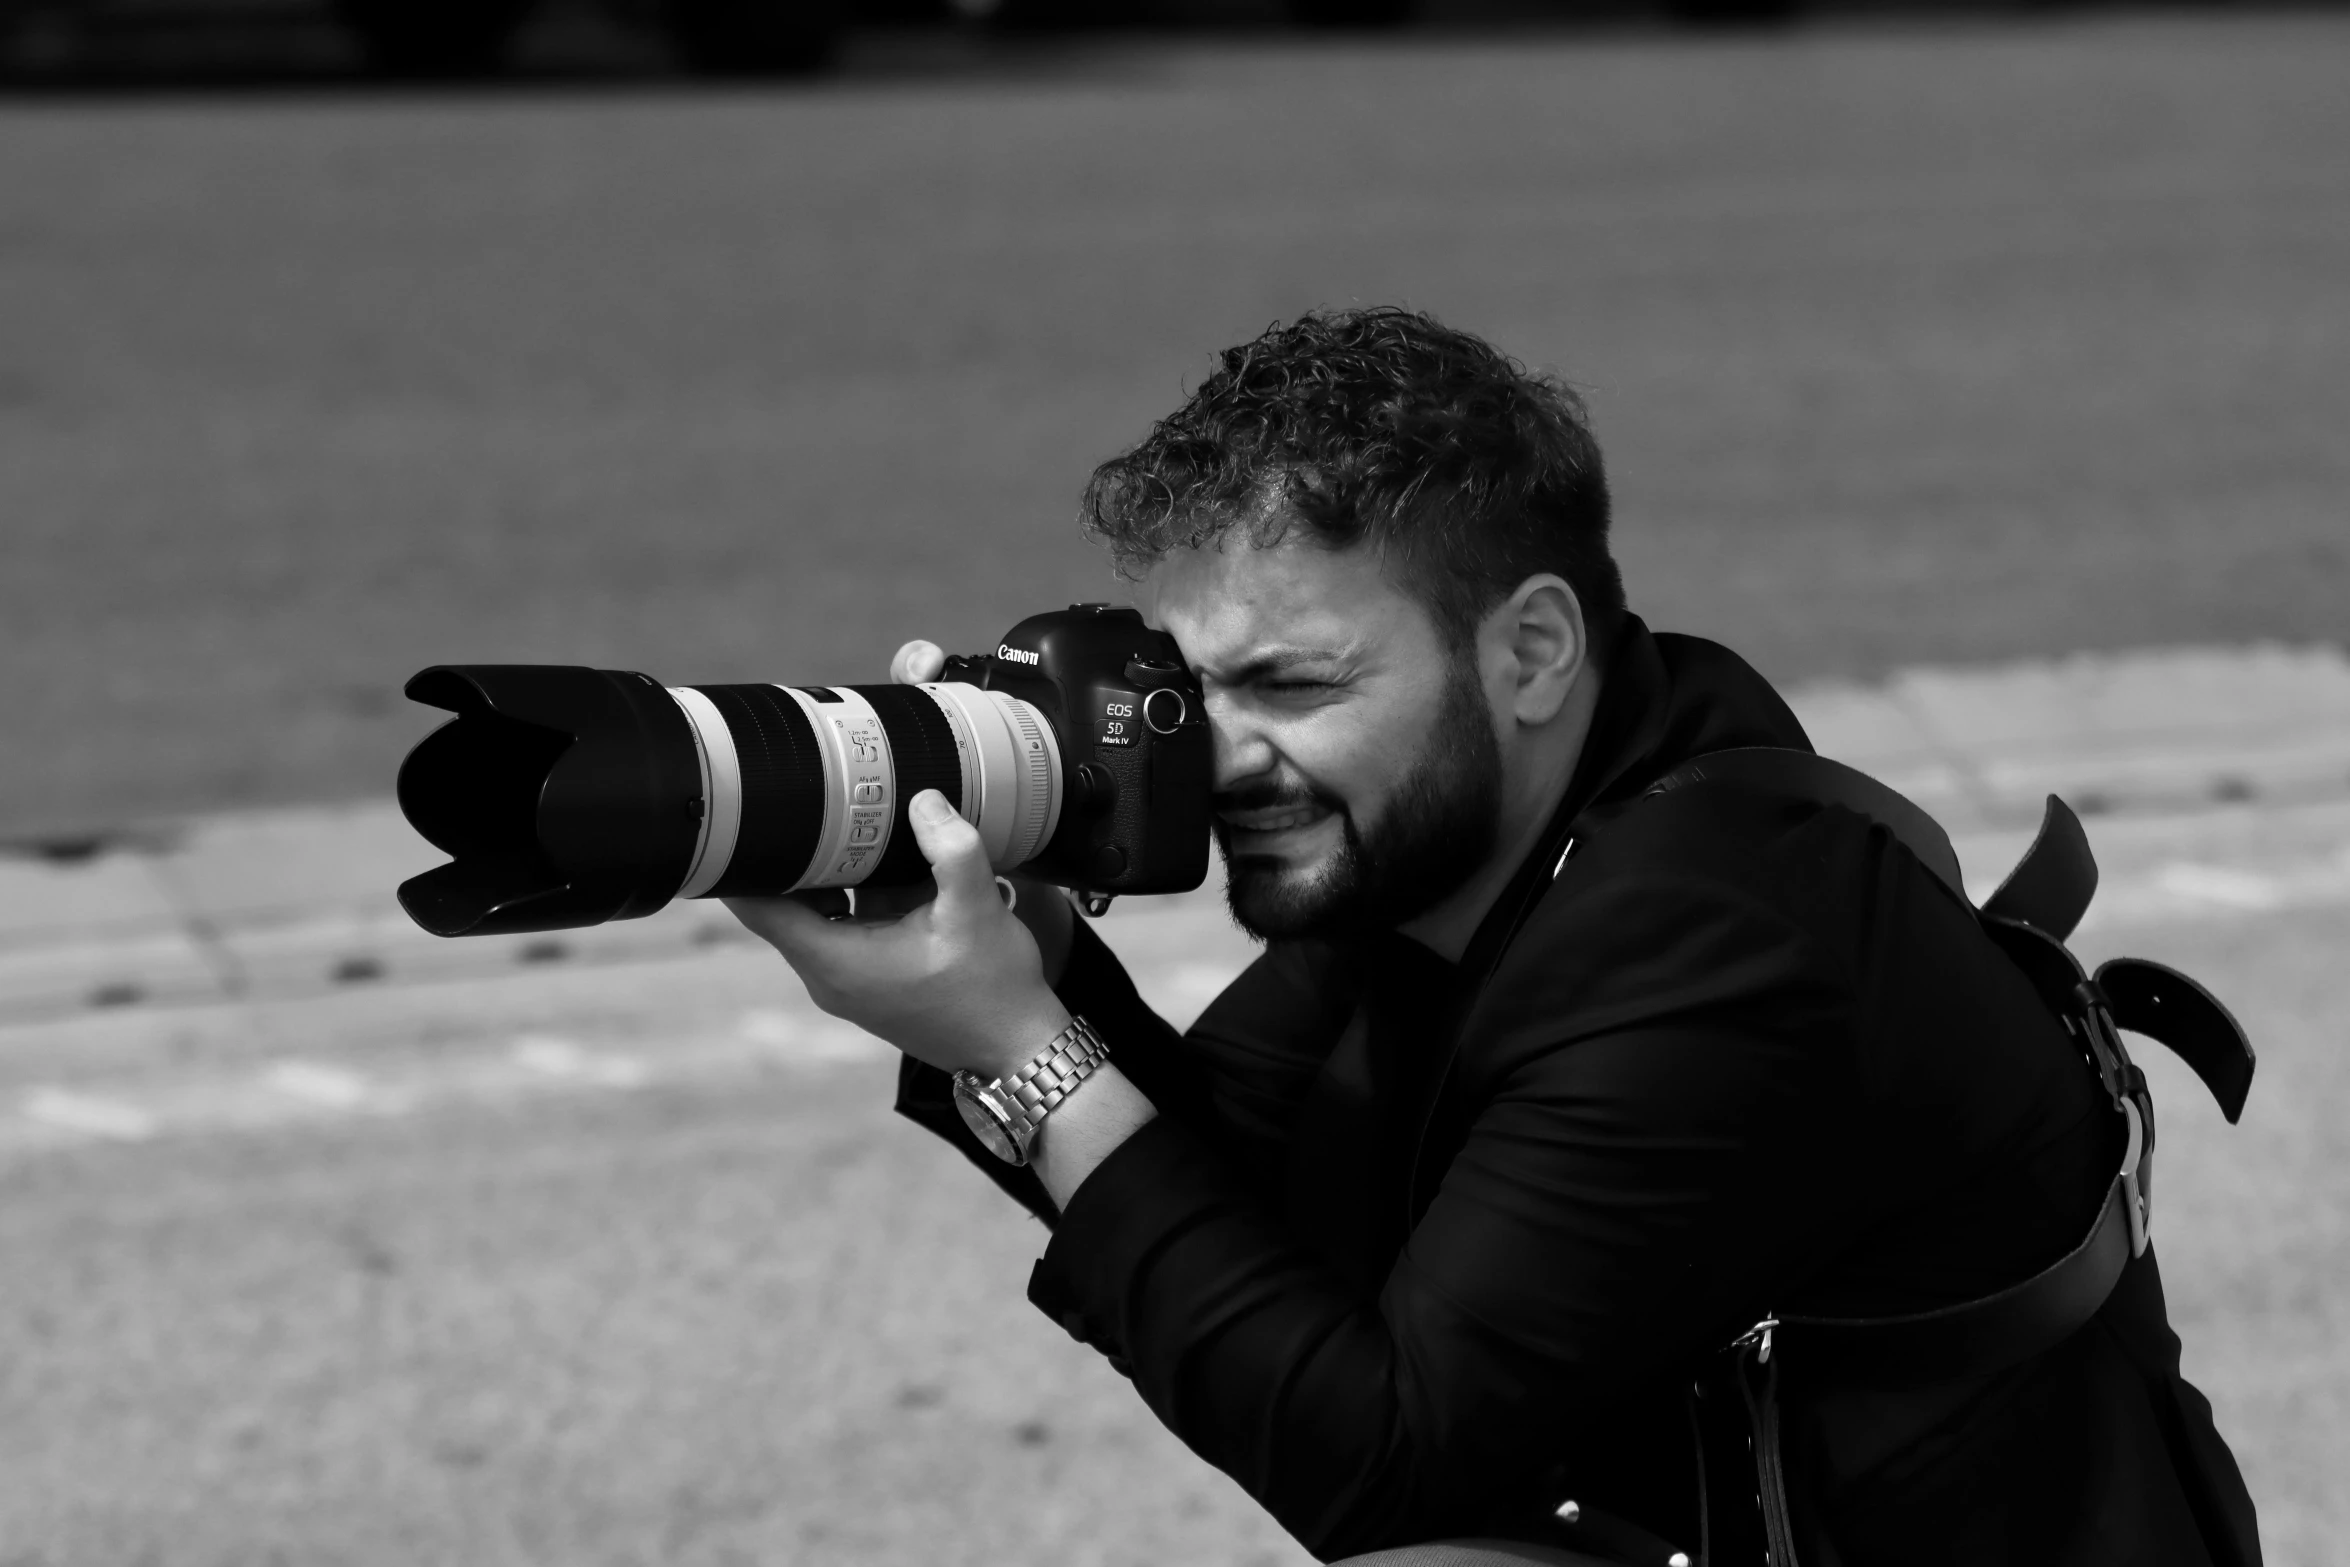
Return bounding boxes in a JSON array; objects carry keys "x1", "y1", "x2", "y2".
[{"x1": 395, "y1": 667, "x2": 1061, "y2": 937}]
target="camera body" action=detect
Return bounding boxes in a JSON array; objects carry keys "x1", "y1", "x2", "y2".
[{"x1": 941, "y1": 603, "x2": 1211, "y2": 896}]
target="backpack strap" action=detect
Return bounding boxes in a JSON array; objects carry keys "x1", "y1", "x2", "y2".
[
  {"x1": 1649, "y1": 747, "x2": 2107, "y2": 946},
  {"x1": 1651, "y1": 746, "x2": 2255, "y2": 1563},
  {"x1": 1647, "y1": 746, "x2": 1968, "y2": 906},
  {"x1": 2099, "y1": 957, "x2": 2255, "y2": 1125},
  {"x1": 1982, "y1": 791, "x2": 2099, "y2": 940},
  {"x1": 1647, "y1": 748, "x2": 2188, "y2": 1371}
]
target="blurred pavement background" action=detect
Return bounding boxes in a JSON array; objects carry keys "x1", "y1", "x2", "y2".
[{"x1": 3, "y1": 11, "x2": 2347, "y2": 1566}]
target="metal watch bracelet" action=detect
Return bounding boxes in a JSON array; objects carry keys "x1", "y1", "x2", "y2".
[{"x1": 952, "y1": 1017, "x2": 1111, "y2": 1167}]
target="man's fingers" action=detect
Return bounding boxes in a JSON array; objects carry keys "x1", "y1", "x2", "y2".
[
  {"x1": 891, "y1": 639, "x2": 946, "y2": 685},
  {"x1": 725, "y1": 893, "x2": 843, "y2": 953},
  {"x1": 850, "y1": 880, "x2": 937, "y2": 923},
  {"x1": 906, "y1": 790, "x2": 997, "y2": 918}
]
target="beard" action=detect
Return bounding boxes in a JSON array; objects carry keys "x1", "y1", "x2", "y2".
[{"x1": 1216, "y1": 655, "x2": 1504, "y2": 943}]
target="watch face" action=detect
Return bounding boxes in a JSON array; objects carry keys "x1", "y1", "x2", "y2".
[{"x1": 953, "y1": 1073, "x2": 1028, "y2": 1166}]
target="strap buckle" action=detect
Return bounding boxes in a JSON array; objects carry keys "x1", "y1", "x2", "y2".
[
  {"x1": 2078, "y1": 983, "x2": 2154, "y2": 1258},
  {"x1": 1732, "y1": 1315, "x2": 1780, "y2": 1365}
]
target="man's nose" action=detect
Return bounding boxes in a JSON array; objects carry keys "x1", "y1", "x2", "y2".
[{"x1": 1202, "y1": 691, "x2": 1275, "y2": 790}]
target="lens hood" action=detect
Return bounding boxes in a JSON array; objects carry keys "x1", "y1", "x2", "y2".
[{"x1": 397, "y1": 665, "x2": 704, "y2": 937}]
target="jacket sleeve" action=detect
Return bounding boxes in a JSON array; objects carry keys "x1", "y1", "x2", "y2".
[
  {"x1": 892, "y1": 915, "x2": 1342, "y2": 1224},
  {"x1": 1021, "y1": 880, "x2": 1868, "y2": 1559}
]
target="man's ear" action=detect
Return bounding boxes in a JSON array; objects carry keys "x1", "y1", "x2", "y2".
[{"x1": 1484, "y1": 574, "x2": 1587, "y2": 727}]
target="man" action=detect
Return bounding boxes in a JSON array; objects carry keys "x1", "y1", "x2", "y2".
[{"x1": 730, "y1": 308, "x2": 2261, "y2": 1565}]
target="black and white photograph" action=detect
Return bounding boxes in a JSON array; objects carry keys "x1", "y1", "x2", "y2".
[{"x1": 2, "y1": 0, "x2": 2343, "y2": 1562}]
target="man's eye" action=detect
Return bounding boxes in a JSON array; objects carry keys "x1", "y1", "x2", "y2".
[{"x1": 1263, "y1": 679, "x2": 1334, "y2": 695}]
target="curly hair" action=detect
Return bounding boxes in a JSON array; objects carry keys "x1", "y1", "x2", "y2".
[{"x1": 1081, "y1": 307, "x2": 1625, "y2": 659}]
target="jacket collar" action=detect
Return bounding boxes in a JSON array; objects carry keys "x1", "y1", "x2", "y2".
[{"x1": 1453, "y1": 613, "x2": 1813, "y2": 985}]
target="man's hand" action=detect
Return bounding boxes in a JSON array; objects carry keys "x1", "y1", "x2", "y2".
[
  {"x1": 728, "y1": 789, "x2": 1072, "y2": 1083},
  {"x1": 878, "y1": 637, "x2": 1076, "y2": 985},
  {"x1": 734, "y1": 640, "x2": 1154, "y2": 1208}
]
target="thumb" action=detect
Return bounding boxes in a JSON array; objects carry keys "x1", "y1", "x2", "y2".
[{"x1": 906, "y1": 790, "x2": 995, "y2": 919}]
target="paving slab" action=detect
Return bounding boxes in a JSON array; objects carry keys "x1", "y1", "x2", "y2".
[
  {"x1": 0, "y1": 874, "x2": 1260, "y2": 1161},
  {"x1": 1778, "y1": 680, "x2": 1980, "y2": 827},
  {"x1": 1885, "y1": 644, "x2": 2350, "y2": 825},
  {"x1": 143, "y1": 801, "x2": 442, "y2": 930},
  {"x1": 0, "y1": 928, "x2": 227, "y2": 1019},
  {"x1": 0, "y1": 850, "x2": 183, "y2": 944}
]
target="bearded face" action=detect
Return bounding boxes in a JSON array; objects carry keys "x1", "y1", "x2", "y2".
[
  {"x1": 1146, "y1": 535, "x2": 1515, "y2": 948},
  {"x1": 1215, "y1": 650, "x2": 1502, "y2": 941}
]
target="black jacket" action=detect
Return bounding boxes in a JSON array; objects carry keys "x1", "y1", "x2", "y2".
[{"x1": 899, "y1": 617, "x2": 2261, "y2": 1566}]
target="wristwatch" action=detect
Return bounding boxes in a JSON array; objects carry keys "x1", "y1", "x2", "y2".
[{"x1": 952, "y1": 1016, "x2": 1111, "y2": 1168}]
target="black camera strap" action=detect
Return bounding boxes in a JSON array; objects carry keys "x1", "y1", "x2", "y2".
[{"x1": 1644, "y1": 747, "x2": 2256, "y2": 1567}]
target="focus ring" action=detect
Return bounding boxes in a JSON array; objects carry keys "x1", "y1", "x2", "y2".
[{"x1": 1003, "y1": 698, "x2": 1056, "y2": 867}]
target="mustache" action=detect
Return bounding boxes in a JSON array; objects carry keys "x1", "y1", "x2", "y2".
[{"x1": 1213, "y1": 778, "x2": 1343, "y2": 817}]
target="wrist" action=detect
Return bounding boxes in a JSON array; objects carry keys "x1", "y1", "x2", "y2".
[
  {"x1": 973, "y1": 997, "x2": 1075, "y2": 1085},
  {"x1": 952, "y1": 1014, "x2": 1111, "y2": 1169},
  {"x1": 1013, "y1": 881, "x2": 1077, "y2": 987}
]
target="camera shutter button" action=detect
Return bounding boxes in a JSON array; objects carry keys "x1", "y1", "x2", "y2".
[{"x1": 1142, "y1": 687, "x2": 1187, "y2": 734}]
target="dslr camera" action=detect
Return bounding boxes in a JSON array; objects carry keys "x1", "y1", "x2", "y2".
[{"x1": 395, "y1": 604, "x2": 1213, "y2": 937}]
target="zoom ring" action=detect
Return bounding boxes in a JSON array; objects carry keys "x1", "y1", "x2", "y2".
[
  {"x1": 859, "y1": 684, "x2": 965, "y2": 884},
  {"x1": 698, "y1": 685, "x2": 827, "y2": 899}
]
